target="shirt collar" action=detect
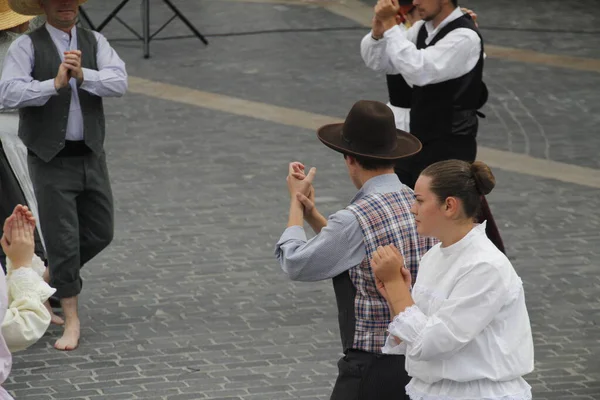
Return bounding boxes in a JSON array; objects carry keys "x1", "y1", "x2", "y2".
[
  {"x1": 45, "y1": 22, "x2": 76, "y2": 43},
  {"x1": 351, "y1": 173, "x2": 403, "y2": 203},
  {"x1": 439, "y1": 221, "x2": 488, "y2": 256},
  {"x1": 424, "y1": 7, "x2": 464, "y2": 37}
]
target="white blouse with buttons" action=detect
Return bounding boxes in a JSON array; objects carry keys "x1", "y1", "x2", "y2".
[{"x1": 383, "y1": 223, "x2": 534, "y2": 400}]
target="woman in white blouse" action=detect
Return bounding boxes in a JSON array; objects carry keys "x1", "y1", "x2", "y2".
[
  {"x1": 0, "y1": 205, "x2": 55, "y2": 399},
  {"x1": 1, "y1": 205, "x2": 55, "y2": 350},
  {"x1": 371, "y1": 160, "x2": 534, "y2": 400}
]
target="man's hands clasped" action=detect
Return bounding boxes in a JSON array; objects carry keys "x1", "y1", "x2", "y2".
[
  {"x1": 372, "y1": 0, "x2": 400, "y2": 38},
  {"x1": 55, "y1": 50, "x2": 84, "y2": 90},
  {"x1": 371, "y1": 0, "x2": 479, "y2": 39},
  {"x1": 287, "y1": 162, "x2": 318, "y2": 218}
]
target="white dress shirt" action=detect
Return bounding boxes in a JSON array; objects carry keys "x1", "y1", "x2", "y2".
[
  {"x1": 360, "y1": 7, "x2": 481, "y2": 87},
  {"x1": 361, "y1": 23, "x2": 411, "y2": 131},
  {"x1": 383, "y1": 223, "x2": 534, "y2": 400},
  {"x1": 0, "y1": 23, "x2": 128, "y2": 140}
]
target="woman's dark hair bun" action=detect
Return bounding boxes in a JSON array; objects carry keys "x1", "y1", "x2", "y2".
[{"x1": 471, "y1": 161, "x2": 495, "y2": 196}]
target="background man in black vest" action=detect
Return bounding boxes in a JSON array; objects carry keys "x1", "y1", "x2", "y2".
[
  {"x1": 0, "y1": 0, "x2": 128, "y2": 350},
  {"x1": 362, "y1": 0, "x2": 506, "y2": 253},
  {"x1": 361, "y1": 0, "x2": 478, "y2": 133},
  {"x1": 367, "y1": 0, "x2": 485, "y2": 188}
]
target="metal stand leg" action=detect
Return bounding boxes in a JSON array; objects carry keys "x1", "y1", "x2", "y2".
[
  {"x1": 97, "y1": 0, "x2": 132, "y2": 31},
  {"x1": 143, "y1": 0, "x2": 151, "y2": 59},
  {"x1": 162, "y1": 0, "x2": 208, "y2": 45},
  {"x1": 78, "y1": 6, "x2": 97, "y2": 30}
]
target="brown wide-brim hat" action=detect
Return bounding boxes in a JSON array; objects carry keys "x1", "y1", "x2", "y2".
[
  {"x1": 317, "y1": 100, "x2": 422, "y2": 160},
  {"x1": 0, "y1": 0, "x2": 33, "y2": 30},
  {"x1": 8, "y1": 0, "x2": 87, "y2": 16}
]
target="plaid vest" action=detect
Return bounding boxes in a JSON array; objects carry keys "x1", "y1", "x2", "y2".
[{"x1": 338, "y1": 190, "x2": 434, "y2": 353}]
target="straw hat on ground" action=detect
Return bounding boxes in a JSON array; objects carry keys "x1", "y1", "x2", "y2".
[
  {"x1": 8, "y1": 0, "x2": 87, "y2": 16},
  {"x1": 0, "y1": 0, "x2": 33, "y2": 30}
]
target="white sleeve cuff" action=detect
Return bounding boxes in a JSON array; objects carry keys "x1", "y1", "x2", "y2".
[
  {"x1": 39, "y1": 79, "x2": 59, "y2": 96},
  {"x1": 383, "y1": 24, "x2": 404, "y2": 40},
  {"x1": 388, "y1": 304, "x2": 428, "y2": 344},
  {"x1": 9, "y1": 267, "x2": 56, "y2": 303},
  {"x1": 7, "y1": 255, "x2": 46, "y2": 278},
  {"x1": 382, "y1": 334, "x2": 407, "y2": 355},
  {"x1": 81, "y1": 68, "x2": 101, "y2": 88}
]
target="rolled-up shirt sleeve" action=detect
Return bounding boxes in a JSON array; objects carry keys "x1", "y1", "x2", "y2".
[
  {"x1": 386, "y1": 262, "x2": 508, "y2": 361},
  {"x1": 275, "y1": 210, "x2": 366, "y2": 282}
]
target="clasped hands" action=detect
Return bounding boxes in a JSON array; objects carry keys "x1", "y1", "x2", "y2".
[
  {"x1": 371, "y1": 0, "x2": 479, "y2": 39},
  {"x1": 371, "y1": 244, "x2": 412, "y2": 306},
  {"x1": 372, "y1": 0, "x2": 402, "y2": 39},
  {"x1": 1, "y1": 205, "x2": 36, "y2": 269},
  {"x1": 55, "y1": 50, "x2": 84, "y2": 90},
  {"x1": 287, "y1": 161, "x2": 318, "y2": 218}
]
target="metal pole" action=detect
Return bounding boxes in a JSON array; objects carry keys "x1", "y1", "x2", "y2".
[
  {"x1": 143, "y1": 0, "x2": 151, "y2": 58},
  {"x1": 78, "y1": 6, "x2": 96, "y2": 30}
]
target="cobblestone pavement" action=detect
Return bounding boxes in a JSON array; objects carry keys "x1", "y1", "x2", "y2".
[{"x1": 4, "y1": 1, "x2": 600, "y2": 399}]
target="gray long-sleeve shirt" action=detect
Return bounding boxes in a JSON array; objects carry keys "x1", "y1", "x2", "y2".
[{"x1": 275, "y1": 174, "x2": 412, "y2": 281}]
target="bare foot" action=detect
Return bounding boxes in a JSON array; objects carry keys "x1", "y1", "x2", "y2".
[
  {"x1": 54, "y1": 321, "x2": 80, "y2": 351},
  {"x1": 44, "y1": 301, "x2": 64, "y2": 325}
]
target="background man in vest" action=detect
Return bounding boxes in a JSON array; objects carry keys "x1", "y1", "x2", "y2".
[
  {"x1": 361, "y1": 0, "x2": 478, "y2": 132},
  {"x1": 365, "y1": 0, "x2": 485, "y2": 188},
  {"x1": 361, "y1": 0, "x2": 506, "y2": 253},
  {"x1": 276, "y1": 100, "x2": 436, "y2": 400},
  {"x1": 0, "y1": 0, "x2": 128, "y2": 351}
]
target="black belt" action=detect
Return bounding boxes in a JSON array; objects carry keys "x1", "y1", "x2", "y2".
[{"x1": 28, "y1": 140, "x2": 92, "y2": 158}]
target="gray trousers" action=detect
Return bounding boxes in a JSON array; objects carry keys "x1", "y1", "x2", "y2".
[{"x1": 28, "y1": 151, "x2": 114, "y2": 298}]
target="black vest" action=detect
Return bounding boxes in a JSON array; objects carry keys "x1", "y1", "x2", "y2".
[
  {"x1": 386, "y1": 74, "x2": 412, "y2": 108},
  {"x1": 409, "y1": 14, "x2": 486, "y2": 143},
  {"x1": 18, "y1": 26, "x2": 105, "y2": 162}
]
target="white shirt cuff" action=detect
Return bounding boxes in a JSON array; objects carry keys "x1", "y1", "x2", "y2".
[
  {"x1": 383, "y1": 24, "x2": 404, "y2": 40},
  {"x1": 382, "y1": 334, "x2": 407, "y2": 355},
  {"x1": 9, "y1": 267, "x2": 56, "y2": 303},
  {"x1": 368, "y1": 30, "x2": 384, "y2": 43},
  {"x1": 388, "y1": 304, "x2": 428, "y2": 344},
  {"x1": 40, "y1": 79, "x2": 59, "y2": 96},
  {"x1": 81, "y1": 68, "x2": 100, "y2": 89}
]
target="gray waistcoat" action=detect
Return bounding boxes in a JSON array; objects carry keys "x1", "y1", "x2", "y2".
[{"x1": 18, "y1": 26, "x2": 105, "y2": 162}]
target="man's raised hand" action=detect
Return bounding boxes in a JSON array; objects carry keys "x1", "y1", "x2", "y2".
[{"x1": 287, "y1": 162, "x2": 316, "y2": 199}]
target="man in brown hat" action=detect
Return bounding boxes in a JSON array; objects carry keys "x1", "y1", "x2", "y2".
[
  {"x1": 0, "y1": 0, "x2": 128, "y2": 351},
  {"x1": 275, "y1": 100, "x2": 436, "y2": 399}
]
